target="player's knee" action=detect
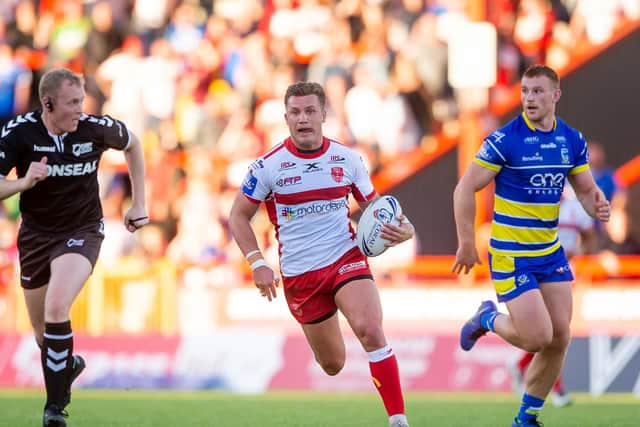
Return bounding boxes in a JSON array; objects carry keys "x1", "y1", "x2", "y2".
[
  {"x1": 550, "y1": 327, "x2": 571, "y2": 351},
  {"x1": 44, "y1": 297, "x2": 71, "y2": 322},
  {"x1": 522, "y1": 330, "x2": 553, "y2": 352},
  {"x1": 351, "y1": 322, "x2": 385, "y2": 350},
  {"x1": 317, "y1": 358, "x2": 344, "y2": 376}
]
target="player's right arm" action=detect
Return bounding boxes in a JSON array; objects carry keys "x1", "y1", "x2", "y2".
[
  {"x1": 452, "y1": 162, "x2": 498, "y2": 274},
  {"x1": 229, "y1": 191, "x2": 279, "y2": 301},
  {"x1": 229, "y1": 192, "x2": 262, "y2": 259}
]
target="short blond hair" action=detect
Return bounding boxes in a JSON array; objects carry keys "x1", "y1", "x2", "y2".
[
  {"x1": 284, "y1": 81, "x2": 326, "y2": 108},
  {"x1": 523, "y1": 64, "x2": 560, "y2": 88},
  {"x1": 38, "y1": 68, "x2": 84, "y2": 100}
]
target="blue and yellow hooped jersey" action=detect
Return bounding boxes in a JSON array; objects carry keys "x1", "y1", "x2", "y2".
[{"x1": 475, "y1": 113, "x2": 589, "y2": 257}]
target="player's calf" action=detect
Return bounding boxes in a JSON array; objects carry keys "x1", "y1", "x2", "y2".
[{"x1": 368, "y1": 345, "x2": 406, "y2": 424}]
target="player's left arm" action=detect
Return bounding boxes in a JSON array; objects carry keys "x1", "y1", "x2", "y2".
[
  {"x1": 568, "y1": 170, "x2": 610, "y2": 222},
  {"x1": 122, "y1": 131, "x2": 149, "y2": 232}
]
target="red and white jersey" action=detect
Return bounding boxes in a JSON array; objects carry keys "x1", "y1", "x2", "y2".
[{"x1": 241, "y1": 137, "x2": 376, "y2": 276}]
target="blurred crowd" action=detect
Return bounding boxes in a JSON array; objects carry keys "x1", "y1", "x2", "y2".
[
  {"x1": 0, "y1": 0, "x2": 638, "y2": 294},
  {"x1": 490, "y1": 0, "x2": 640, "y2": 102}
]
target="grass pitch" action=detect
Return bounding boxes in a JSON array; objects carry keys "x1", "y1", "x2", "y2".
[{"x1": 0, "y1": 389, "x2": 637, "y2": 426}]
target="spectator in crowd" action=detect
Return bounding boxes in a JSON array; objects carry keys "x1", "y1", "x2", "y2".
[
  {"x1": 570, "y1": 0, "x2": 640, "y2": 45},
  {"x1": 588, "y1": 141, "x2": 620, "y2": 203},
  {"x1": 601, "y1": 185, "x2": 640, "y2": 255},
  {"x1": 0, "y1": 43, "x2": 32, "y2": 126},
  {"x1": 5, "y1": 0, "x2": 37, "y2": 49},
  {"x1": 513, "y1": 0, "x2": 556, "y2": 67},
  {"x1": 84, "y1": 0, "x2": 126, "y2": 75},
  {"x1": 586, "y1": 141, "x2": 626, "y2": 250}
]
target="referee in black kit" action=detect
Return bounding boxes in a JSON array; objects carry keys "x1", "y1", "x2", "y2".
[{"x1": 0, "y1": 68, "x2": 148, "y2": 427}]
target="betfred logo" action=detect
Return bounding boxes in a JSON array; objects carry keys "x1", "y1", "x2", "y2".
[
  {"x1": 330, "y1": 155, "x2": 345, "y2": 162},
  {"x1": 276, "y1": 176, "x2": 302, "y2": 187},
  {"x1": 279, "y1": 161, "x2": 296, "y2": 170}
]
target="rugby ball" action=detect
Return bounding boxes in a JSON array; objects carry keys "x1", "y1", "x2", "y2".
[{"x1": 356, "y1": 195, "x2": 403, "y2": 257}]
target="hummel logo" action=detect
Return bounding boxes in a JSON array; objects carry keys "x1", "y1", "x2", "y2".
[{"x1": 34, "y1": 145, "x2": 56, "y2": 152}]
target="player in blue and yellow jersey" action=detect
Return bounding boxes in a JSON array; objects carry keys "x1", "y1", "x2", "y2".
[{"x1": 452, "y1": 65, "x2": 610, "y2": 427}]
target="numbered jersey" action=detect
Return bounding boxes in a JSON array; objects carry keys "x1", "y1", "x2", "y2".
[
  {"x1": 475, "y1": 113, "x2": 589, "y2": 257},
  {"x1": 241, "y1": 137, "x2": 376, "y2": 276},
  {"x1": 0, "y1": 110, "x2": 130, "y2": 232}
]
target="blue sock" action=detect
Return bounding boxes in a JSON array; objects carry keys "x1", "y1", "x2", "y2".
[
  {"x1": 517, "y1": 393, "x2": 545, "y2": 422},
  {"x1": 480, "y1": 311, "x2": 498, "y2": 332}
]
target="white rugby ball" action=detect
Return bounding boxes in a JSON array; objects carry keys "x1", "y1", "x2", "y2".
[{"x1": 356, "y1": 195, "x2": 403, "y2": 257}]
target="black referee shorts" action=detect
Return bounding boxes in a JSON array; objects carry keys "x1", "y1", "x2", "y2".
[{"x1": 17, "y1": 221, "x2": 105, "y2": 289}]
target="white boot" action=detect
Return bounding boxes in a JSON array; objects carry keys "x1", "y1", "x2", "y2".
[{"x1": 551, "y1": 390, "x2": 573, "y2": 407}]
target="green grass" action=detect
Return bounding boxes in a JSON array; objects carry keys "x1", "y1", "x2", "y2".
[{"x1": 0, "y1": 390, "x2": 637, "y2": 426}]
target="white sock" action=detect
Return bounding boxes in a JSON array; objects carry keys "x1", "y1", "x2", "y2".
[{"x1": 367, "y1": 344, "x2": 393, "y2": 363}]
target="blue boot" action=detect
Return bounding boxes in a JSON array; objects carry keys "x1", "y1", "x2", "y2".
[{"x1": 460, "y1": 300, "x2": 497, "y2": 351}]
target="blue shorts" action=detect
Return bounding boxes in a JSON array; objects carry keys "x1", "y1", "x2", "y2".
[{"x1": 488, "y1": 248, "x2": 574, "y2": 303}]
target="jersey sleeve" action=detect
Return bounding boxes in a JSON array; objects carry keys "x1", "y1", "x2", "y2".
[
  {"x1": 569, "y1": 131, "x2": 589, "y2": 175},
  {"x1": 240, "y1": 158, "x2": 270, "y2": 203},
  {"x1": 350, "y1": 151, "x2": 376, "y2": 202},
  {"x1": 86, "y1": 114, "x2": 131, "y2": 151},
  {"x1": 474, "y1": 130, "x2": 508, "y2": 172},
  {"x1": 0, "y1": 129, "x2": 18, "y2": 178}
]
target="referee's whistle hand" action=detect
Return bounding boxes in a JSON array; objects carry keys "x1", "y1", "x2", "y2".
[{"x1": 124, "y1": 208, "x2": 149, "y2": 232}]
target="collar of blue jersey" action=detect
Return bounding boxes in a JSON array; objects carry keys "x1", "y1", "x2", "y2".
[{"x1": 521, "y1": 112, "x2": 557, "y2": 132}]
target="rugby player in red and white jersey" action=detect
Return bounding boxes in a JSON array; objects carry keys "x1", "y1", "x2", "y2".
[
  {"x1": 0, "y1": 68, "x2": 148, "y2": 427},
  {"x1": 229, "y1": 82, "x2": 414, "y2": 427}
]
